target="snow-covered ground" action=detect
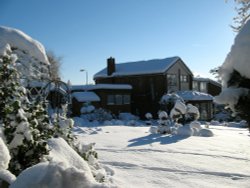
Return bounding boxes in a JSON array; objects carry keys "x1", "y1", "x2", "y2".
[{"x1": 75, "y1": 124, "x2": 250, "y2": 188}]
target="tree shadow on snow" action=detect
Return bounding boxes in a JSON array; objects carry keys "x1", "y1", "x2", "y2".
[{"x1": 127, "y1": 133, "x2": 189, "y2": 147}]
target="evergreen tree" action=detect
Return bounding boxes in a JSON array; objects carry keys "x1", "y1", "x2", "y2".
[
  {"x1": 0, "y1": 52, "x2": 50, "y2": 175},
  {"x1": 227, "y1": 70, "x2": 250, "y2": 128}
]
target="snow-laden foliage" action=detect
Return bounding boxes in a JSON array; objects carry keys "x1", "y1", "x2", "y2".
[
  {"x1": 0, "y1": 52, "x2": 50, "y2": 175},
  {"x1": 0, "y1": 138, "x2": 11, "y2": 170},
  {"x1": 160, "y1": 93, "x2": 184, "y2": 114},
  {"x1": 152, "y1": 95, "x2": 210, "y2": 136},
  {"x1": 81, "y1": 108, "x2": 113, "y2": 122},
  {"x1": 50, "y1": 113, "x2": 75, "y2": 147},
  {"x1": 215, "y1": 19, "x2": 250, "y2": 127},
  {"x1": 185, "y1": 103, "x2": 200, "y2": 122}
]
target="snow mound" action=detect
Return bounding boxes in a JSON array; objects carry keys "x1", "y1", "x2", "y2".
[
  {"x1": 198, "y1": 129, "x2": 214, "y2": 137},
  {"x1": 227, "y1": 120, "x2": 248, "y2": 128},
  {"x1": 177, "y1": 126, "x2": 193, "y2": 137},
  {"x1": 0, "y1": 138, "x2": 11, "y2": 170},
  {"x1": 0, "y1": 26, "x2": 49, "y2": 65},
  {"x1": 10, "y1": 161, "x2": 109, "y2": 188},
  {"x1": 47, "y1": 137, "x2": 94, "y2": 179},
  {"x1": 190, "y1": 121, "x2": 202, "y2": 131}
]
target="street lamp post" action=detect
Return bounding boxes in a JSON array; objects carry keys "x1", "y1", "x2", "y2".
[{"x1": 80, "y1": 69, "x2": 88, "y2": 85}]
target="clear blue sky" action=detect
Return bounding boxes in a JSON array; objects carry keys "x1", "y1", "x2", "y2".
[{"x1": 0, "y1": 0, "x2": 236, "y2": 84}]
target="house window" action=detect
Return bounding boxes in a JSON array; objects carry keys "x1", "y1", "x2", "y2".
[
  {"x1": 107, "y1": 95, "x2": 115, "y2": 105},
  {"x1": 115, "y1": 95, "x2": 123, "y2": 105},
  {"x1": 123, "y1": 95, "x2": 131, "y2": 104},
  {"x1": 180, "y1": 75, "x2": 188, "y2": 82},
  {"x1": 200, "y1": 82, "x2": 207, "y2": 92},
  {"x1": 193, "y1": 81, "x2": 199, "y2": 91},
  {"x1": 167, "y1": 74, "x2": 177, "y2": 86},
  {"x1": 107, "y1": 94, "x2": 131, "y2": 105}
]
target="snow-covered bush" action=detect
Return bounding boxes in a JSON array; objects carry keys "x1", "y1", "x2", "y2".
[
  {"x1": 185, "y1": 104, "x2": 200, "y2": 122},
  {"x1": 157, "y1": 111, "x2": 173, "y2": 134},
  {"x1": 51, "y1": 114, "x2": 75, "y2": 146},
  {"x1": 160, "y1": 93, "x2": 184, "y2": 114},
  {"x1": 214, "y1": 19, "x2": 250, "y2": 128},
  {"x1": 0, "y1": 51, "x2": 50, "y2": 175},
  {"x1": 145, "y1": 112, "x2": 153, "y2": 125},
  {"x1": 119, "y1": 112, "x2": 139, "y2": 121},
  {"x1": 170, "y1": 100, "x2": 186, "y2": 123},
  {"x1": 80, "y1": 102, "x2": 95, "y2": 114},
  {"x1": 81, "y1": 108, "x2": 113, "y2": 122}
]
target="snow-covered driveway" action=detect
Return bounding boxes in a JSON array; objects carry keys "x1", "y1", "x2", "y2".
[{"x1": 76, "y1": 125, "x2": 250, "y2": 188}]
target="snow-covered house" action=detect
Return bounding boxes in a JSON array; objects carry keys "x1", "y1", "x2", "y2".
[
  {"x1": 193, "y1": 77, "x2": 221, "y2": 96},
  {"x1": 94, "y1": 57, "x2": 193, "y2": 117},
  {"x1": 70, "y1": 84, "x2": 132, "y2": 116}
]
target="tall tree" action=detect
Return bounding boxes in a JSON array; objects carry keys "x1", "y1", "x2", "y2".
[{"x1": 47, "y1": 51, "x2": 62, "y2": 80}]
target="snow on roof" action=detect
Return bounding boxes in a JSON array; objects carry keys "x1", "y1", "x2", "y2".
[
  {"x1": 0, "y1": 26, "x2": 49, "y2": 65},
  {"x1": 71, "y1": 84, "x2": 132, "y2": 91},
  {"x1": 177, "y1": 91, "x2": 213, "y2": 101},
  {"x1": 94, "y1": 56, "x2": 180, "y2": 79},
  {"x1": 71, "y1": 92, "x2": 100, "y2": 102},
  {"x1": 193, "y1": 77, "x2": 221, "y2": 87}
]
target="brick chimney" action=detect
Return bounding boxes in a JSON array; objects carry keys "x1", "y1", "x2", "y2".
[{"x1": 107, "y1": 57, "x2": 116, "y2": 76}]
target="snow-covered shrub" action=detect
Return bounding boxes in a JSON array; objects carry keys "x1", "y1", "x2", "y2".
[
  {"x1": 149, "y1": 126, "x2": 158, "y2": 134},
  {"x1": 75, "y1": 142, "x2": 98, "y2": 162},
  {"x1": 160, "y1": 93, "x2": 184, "y2": 114},
  {"x1": 214, "y1": 19, "x2": 250, "y2": 128},
  {"x1": 185, "y1": 104, "x2": 200, "y2": 122},
  {"x1": 189, "y1": 121, "x2": 202, "y2": 131},
  {"x1": 0, "y1": 52, "x2": 50, "y2": 175},
  {"x1": 145, "y1": 112, "x2": 153, "y2": 120},
  {"x1": 170, "y1": 100, "x2": 186, "y2": 122},
  {"x1": 145, "y1": 112, "x2": 153, "y2": 125},
  {"x1": 119, "y1": 112, "x2": 139, "y2": 121},
  {"x1": 81, "y1": 108, "x2": 113, "y2": 122},
  {"x1": 80, "y1": 102, "x2": 95, "y2": 114},
  {"x1": 157, "y1": 111, "x2": 173, "y2": 134},
  {"x1": 51, "y1": 114, "x2": 75, "y2": 146}
]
